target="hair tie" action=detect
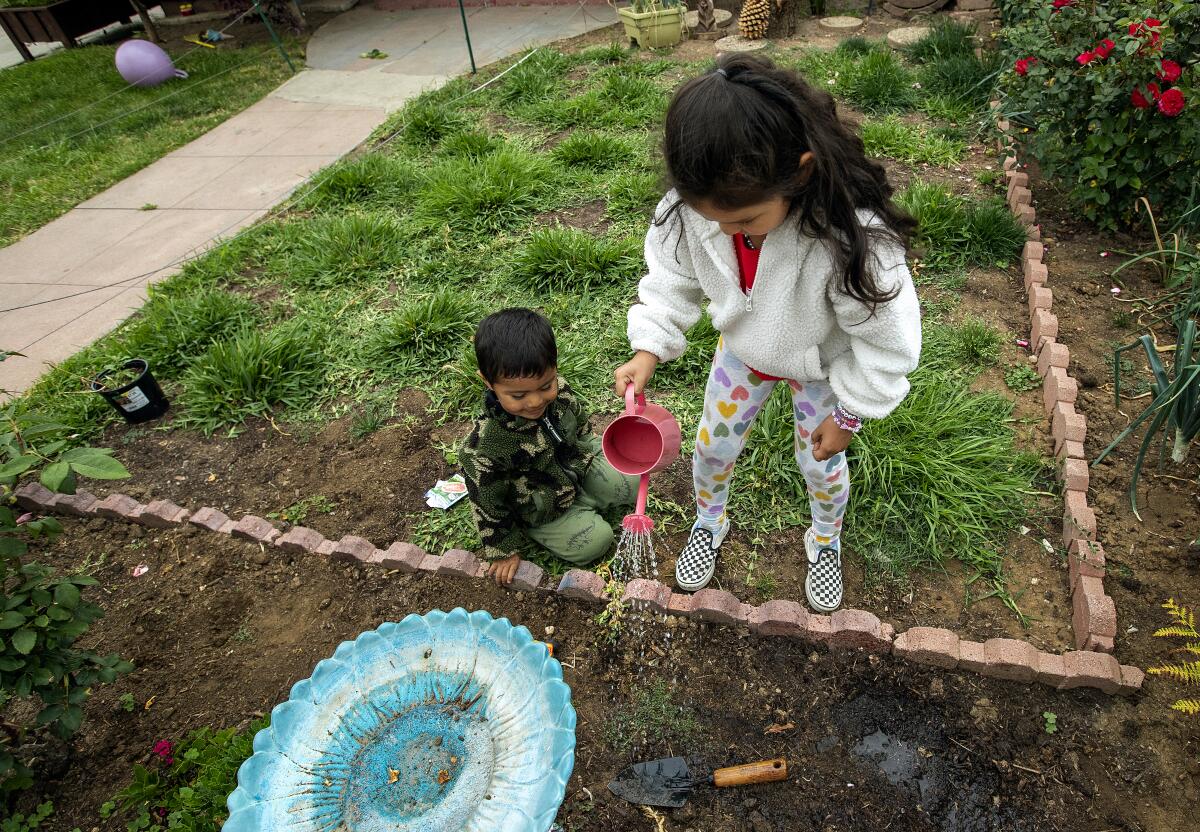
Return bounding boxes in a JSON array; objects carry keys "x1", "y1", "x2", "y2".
[{"x1": 715, "y1": 67, "x2": 729, "y2": 79}]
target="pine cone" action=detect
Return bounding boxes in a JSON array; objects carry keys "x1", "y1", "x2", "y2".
[{"x1": 738, "y1": 0, "x2": 770, "y2": 40}]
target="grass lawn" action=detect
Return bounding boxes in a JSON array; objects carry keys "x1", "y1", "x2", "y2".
[
  {"x1": 0, "y1": 41, "x2": 297, "y2": 246},
  {"x1": 13, "y1": 27, "x2": 1045, "y2": 605}
]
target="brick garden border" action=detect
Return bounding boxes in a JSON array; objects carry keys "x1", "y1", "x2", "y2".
[
  {"x1": 14, "y1": 481, "x2": 1143, "y2": 695},
  {"x1": 994, "y1": 114, "x2": 1118, "y2": 657}
]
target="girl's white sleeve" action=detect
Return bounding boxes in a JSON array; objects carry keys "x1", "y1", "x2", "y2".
[
  {"x1": 627, "y1": 207, "x2": 705, "y2": 363},
  {"x1": 826, "y1": 238, "x2": 923, "y2": 420}
]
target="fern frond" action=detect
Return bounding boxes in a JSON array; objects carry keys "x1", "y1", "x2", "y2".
[
  {"x1": 1170, "y1": 699, "x2": 1200, "y2": 716},
  {"x1": 1155, "y1": 625, "x2": 1200, "y2": 638},
  {"x1": 1147, "y1": 660, "x2": 1200, "y2": 684},
  {"x1": 1185, "y1": 643, "x2": 1200, "y2": 655}
]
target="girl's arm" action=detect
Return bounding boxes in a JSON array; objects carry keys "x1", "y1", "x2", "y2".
[
  {"x1": 627, "y1": 199, "x2": 706, "y2": 364},
  {"x1": 826, "y1": 237, "x2": 923, "y2": 420}
]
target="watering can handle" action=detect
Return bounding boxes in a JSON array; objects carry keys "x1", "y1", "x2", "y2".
[{"x1": 623, "y1": 386, "x2": 646, "y2": 416}]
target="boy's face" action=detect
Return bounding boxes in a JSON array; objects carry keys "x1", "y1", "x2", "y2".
[{"x1": 485, "y1": 366, "x2": 559, "y2": 420}]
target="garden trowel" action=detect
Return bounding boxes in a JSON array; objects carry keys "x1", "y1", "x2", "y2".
[{"x1": 607, "y1": 756, "x2": 788, "y2": 808}]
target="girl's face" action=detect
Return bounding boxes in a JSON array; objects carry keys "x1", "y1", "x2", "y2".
[{"x1": 690, "y1": 196, "x2": 791, "y2": 239}]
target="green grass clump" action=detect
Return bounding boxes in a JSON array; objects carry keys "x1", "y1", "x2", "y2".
[
  {"x1": 551, "y1": 131, "x2": 633, "y2": 171},
  {"x1": 416, "y1": 147, "x2": 557, "y2": 232},
  {"x1": 920, "y1": 52, "x2": 1001, "y2": 113},
  {"x1": 365, "y1": 288, "x2": 480, "y2": 370},
  {"x1": 577, "y1": 43, "x2": 631, "y2": 64},
  {"x1": 180, "y1": 325, "x2": 325, "y2": 432},
  {"x1": 606, "y1": 171, "x2": 662, "y2": 218},
  {"x1": 439, "y1": 130, "x2": 504, "y2": 160},
  {"x1": 906, "y1": 18, "x2": 977, "y2": 63},
  {"x1": 0, "y1": 43, "x2": 294, "y2": 245},
  {"x1": 940, "y1": 316, "x2": 1002, "y2": 370},
  {"x1": 397, "y1": 99, "x2": 470, "y2": 147},
  {"x1": 119, "y1": 288, "x2": 257, "y2": 374},
  {"x1": 836, "y1": 37, "x2": 884, "y2": 58},
  {"x1": 276, "y1": 213, "x2": 406, "y2": 288},
  {"x1": 297, "y1": 153, "x2": 418, "y2": 211},
  {"x1": 512, "y1": 226, "x2": 641, "y2": 291},
  {"x1": 840, "y1": 51, "x2": 916, "y2": 113},
  {"x1": 898, "y1": 183, "x2": 1026, "y2": 269},
  {"x1": 860, "y1": 116, "x2": 966, "y2": 166},
  {"x1": 654, "y1": 314, "x2": 720, "y2": 390},
  {"x1": 494, "y1": 49, "x2": 572, "y2": 105}
]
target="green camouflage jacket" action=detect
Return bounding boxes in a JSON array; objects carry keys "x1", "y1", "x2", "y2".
[{"x1": 460, "y1": 381, "x2": 601, "y2": 562}]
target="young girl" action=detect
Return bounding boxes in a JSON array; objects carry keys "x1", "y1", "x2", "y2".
[{"x1": 613, "y1": 54, "x2": 921, "y2": 612}]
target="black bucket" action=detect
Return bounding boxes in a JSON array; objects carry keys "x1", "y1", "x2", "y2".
[{"x1": 92, "y1": 358, "x2": 169, "y2": 424}]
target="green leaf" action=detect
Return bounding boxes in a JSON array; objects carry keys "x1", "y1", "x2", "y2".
[
  {"x1": 46, "y1": 605, "x2": 72, "y2": 621},
  {"x1": 0, "y1": 610, "x2": 24, "y2": 628},
  {"x1": 40, "y1": 461, "x2": 74, "y2": 494},
  {"x1": 0, "y1": 536, "x2": 27, "y2": 558},
  {"x1": 0, "y1": 455, "x2": 37, "y2": 477},
  {"x1": 63, "y1": 449, "x2": 129, "y2": 480},
  {"x1": 0, "y1": 656, "x2": 25, "y2": 671},
  {"x1": 12, "y1": 629, "x2": 36, "y2": 654},
  {"x1": 54, "y1": 581, "x2": 81, "y2": 609},
  {"x1": 59, "y1": 704, "x2": 83, "y2": 734},
  {"x1": 35, "y1": 704, "x2": 64, "y2": 726}
]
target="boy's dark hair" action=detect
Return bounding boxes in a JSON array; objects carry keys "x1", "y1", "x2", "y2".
[
  {"x1": 475, "y1": 308, "x2": 558, "y2": 383},
  {"x1": 659, "y1": 53, "x2": 916, "y2": 312}
]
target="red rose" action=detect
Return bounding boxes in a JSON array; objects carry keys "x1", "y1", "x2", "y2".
[
  {"x1": 1157, "y1": 87, "x2": 1185, "y2": 117},
  {"x1": 1094, "y1": 39, "x2": 1115, "y2": 59},
  {"x1": 1052, "y1": 0, "x2": 1074, "y2": 10},
  {"x1": 1147, "y1": 82, "x2": 1162, "y2": 99},
  {"x1": 1076, "y1": 50, "x2": 1096, "y2": 65},
  {"x1": 1157, "y1": 60, "x2": 1182, "y2": 83},
  {"x1": 1145, "y1": 17, "x2": 1161, "y2": 27},
  {"x1": 1131, "y1": 87, "x2": 1151, "y2": 109},
  {"x1": 1015, "y1": 57, "x2": 1038, "y2": 76}
]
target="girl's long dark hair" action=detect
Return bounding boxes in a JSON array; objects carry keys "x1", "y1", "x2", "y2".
[{"x1": 659, "y1": 53, "x2": 915, "y2": 311}]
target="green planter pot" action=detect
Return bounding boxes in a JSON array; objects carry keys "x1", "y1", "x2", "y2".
[{"x1": 618, "y1": 6, "x2": 684, "y2": 49}]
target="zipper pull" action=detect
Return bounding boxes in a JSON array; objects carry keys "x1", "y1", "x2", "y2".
[{"x1": 745, "y1": 292, "x2": 753, "y2": 313}]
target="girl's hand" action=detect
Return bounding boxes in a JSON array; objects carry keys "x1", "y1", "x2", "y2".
[
  {"x1": 487, "y1": 554, "x2": 522, "y2": 587},
  {"x1": 811, "y1": 415, "x2": 853, "y2": 462},
  {"x1": 613, "y1": 351, "x2": 660, "y2": 397}
]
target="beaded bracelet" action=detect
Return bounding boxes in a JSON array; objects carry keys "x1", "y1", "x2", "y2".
[{"x1": 832, "y1": 403, "x2": 863, "y2": 434}]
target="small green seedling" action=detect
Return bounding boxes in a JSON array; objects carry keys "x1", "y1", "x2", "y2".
[
  {"x1": 119, "y1": 693, "x2": 136, "y2": 713},
  {"x1": 1005, "y1": 363, "x2": 1041, "y2": 393},
  {"x1": 139, "y1": 203, "x2": 157, "y2": 211},
  {"x1": 1042, "y1": 711, "x2": 1057, "y2": 734}
]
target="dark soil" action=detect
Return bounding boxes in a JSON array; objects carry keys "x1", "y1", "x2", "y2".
[{"x1": 21, "y1": 519, "x2": 1199, "y2": 832}]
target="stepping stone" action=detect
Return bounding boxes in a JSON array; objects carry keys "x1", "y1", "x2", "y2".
[
  {"x1": 715, "y1": 34, "x2": 771, "y2": 53},
  {"x1": 819, "y1": 16, "x2": 864, "y2": 31},
  {"x1": 886, "y1": 25, "x2": 931, "y2": 50},
  {"x1": 685, "y1": 8, "x2": 733, "y2": 29}
]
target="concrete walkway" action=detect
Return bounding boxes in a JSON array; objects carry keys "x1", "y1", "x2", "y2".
[{"x1": 0, "y1": 4, "x2": 616, "y2": 398}]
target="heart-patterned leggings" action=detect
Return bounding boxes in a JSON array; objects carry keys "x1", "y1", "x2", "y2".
[{"x1": 694, "y1": 336, "x2": 849, "y2": 547}]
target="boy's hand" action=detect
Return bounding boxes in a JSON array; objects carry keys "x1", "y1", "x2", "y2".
[
  {"x1": 487, "y1": 554, "x2": 522, "y2": 586},
  {"x1": 614, "y1": 351, "x2": 659, "y2": 397},
  {"x1": 811, "y1": 415, "x2": 853, "y2": 462}
]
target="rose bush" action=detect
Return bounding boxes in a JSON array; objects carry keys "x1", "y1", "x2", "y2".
[{"x1": 998, "y1": 0, "x2": 1199, "y2": 230}]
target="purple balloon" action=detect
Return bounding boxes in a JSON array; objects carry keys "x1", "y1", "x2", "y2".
[{"x1": 115, "y1": 39, "x2": 188, "y2": 88}]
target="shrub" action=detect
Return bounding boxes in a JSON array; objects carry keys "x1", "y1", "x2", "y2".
[
  {"x1": 999, "y1": 0, "x2": 1199, "y2": 229},
  {"x1": 511, "y1": 226, "x2": 641, "y2": 291}
]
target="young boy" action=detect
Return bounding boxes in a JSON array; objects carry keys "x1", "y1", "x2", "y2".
[{"x1": 461, "y1": 308, "x2": 637, "y2": 586}]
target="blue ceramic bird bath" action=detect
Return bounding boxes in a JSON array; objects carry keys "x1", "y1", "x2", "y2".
[{"x1": 225, "y1": 609, "x2": 576, "y2": 832}]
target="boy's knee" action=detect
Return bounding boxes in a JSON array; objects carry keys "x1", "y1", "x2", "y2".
[{"x1": 554, "y1": 516, "x2": 614, "y2": 565}]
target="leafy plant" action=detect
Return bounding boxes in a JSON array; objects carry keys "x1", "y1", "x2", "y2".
[
  {"x1": 0, "y1": 801, "x2": 54, "y2": 831},
  {"x1": 1147, "y1": 599, "x2": 1200, "y2": 715},
  {"x1": 409, "y1": 503, "x2": 480, "y2": 555},
  {"x1": 1005, "y1": 362, "x2": 1043, "y2": 392},
  {"x1": 120, "y1": 692, "x2": 137, "y2": 713},
  {"x1": 268, "y1": 495, "x2": 335, "y2": 525},
  {"x1": 511, "y1": 226, "x2": 641, "y2": 291},
  {"x1": 104, "y1": 718, "x2": 268, "y2": 831},
  {"x1": 1042, "y1": 711, "x2": 1058, "y2": 734}
]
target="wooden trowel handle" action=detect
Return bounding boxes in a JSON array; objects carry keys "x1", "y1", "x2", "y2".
[{"x1": 712, "y1": 759, "x2": 788, "y2": 788}]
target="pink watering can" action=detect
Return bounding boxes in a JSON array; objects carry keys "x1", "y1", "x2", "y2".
[{"x1": 602, "y1": 387, "x2": 681, "y2": 534}]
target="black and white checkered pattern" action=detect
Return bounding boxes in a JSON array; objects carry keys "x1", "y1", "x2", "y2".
[
  {"x1": 675, "y1": 526, "x2": 718, "y2": 592},
  {"x1": 804, "y1": 528, "x2": 843, "y2": 613}
]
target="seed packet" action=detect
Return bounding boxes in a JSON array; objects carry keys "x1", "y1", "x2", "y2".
[{"x1": 425, "y1": 474, "x2": 468, "y2": 509}]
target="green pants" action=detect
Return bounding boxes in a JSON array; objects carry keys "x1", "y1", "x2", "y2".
[{"x1": 527, "y1": 460, "x2": 639, "y2": 566}]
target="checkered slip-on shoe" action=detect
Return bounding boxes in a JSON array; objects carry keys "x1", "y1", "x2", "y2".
[
  {"x1": 675, "y1": 517, "x2": 729, "y2": 592},
  {"x1": 804, "y1": 527, "x2": 844, "y2": 613}
]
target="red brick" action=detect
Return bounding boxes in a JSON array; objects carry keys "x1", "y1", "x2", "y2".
[
  {"x1": 1060, "y1": 457, "x2": 1089, "y2": 491},
  {"x1": 419, "y1": 555, "x2": 442, "y2": 573},
  {"x1": 958, "y1": 640, "x2": 986, "y2": 672},
  {"x1": 1043, "y1": 367, "x2": 1078, "y2": 411},
  {"x1": 1117, "y1": 664, "x2": 1145, "y2": 694},
  {"x1": 1055, "y1": 439, "x2": 1085, "y2": 461},
  {"x1": 13, "y1": 482, "x2": 59, "y2": 512},
  {"x1": 275, "y1": 526, "x2": 327, "y2": 554},
  {"x1": 1031, "y1": 309, "x2": 1058, "y2": 347},
  {"x1": 232, "y1": 515, "x2": 281, "y2": 545},
  {"x1": 1035, "y1": 652, "x2": 1068, "y2": 687},
  {"x1": 1037, "y1": 342, "x2": 1069, "y2": 377},
  {"x1": 1026, "y1": 224, "x2": 1042, "y2": 242},
  {"x1": 1028, "y1": 285, "x2": 1052, "y2": 315},
  {"x1": 667, "y1": 593, "x2": 695, "y2": 616},
  {"x1": 437, "y1": 548, "x2": 484, "y2": 578},
  {"x1": 1022, "y1": 240, "x2": 1044, "y2": 265},
  {"x1": 1067, "y1": 539, "x2": 1106, "y2": 587},
  {"x1": 1087, "y1": 634, "x2": 1115, "y2": 652},
  {"x1": 893, "y1": 627, "x2": 961, "y2": 669},
  {"x1": 1060, "y1": 651, "x2": 1121, "y2": 694},
  {"x1": 828, "y1": 608, "x2": 893, "y2": 653},
  {"x1": 803, "y1": 614, "x2": 833, "y2": 643},
  {"x1": 54, "y1": 490, "x2": 98, "y2": 517},
  {"x1": 1063, "y1": 490, "x2": 1097, "y2": 545},
  {"x1": 1052, "y1": 402, "x2": 1086, "y2": 444},
  {"x1": 980, "y1": 638, "x2": 1039, "y2": 682},
  {"x1": 1073, "y1": 576, "x2": 1116, "y2": 649},
  {"x1": 379, "y1": 542, "x2": 426, "y2": 572},
  {"x1": 1015, "y1": 204, "x2": 1037, "y2": 228},
  {"x1": 1008, "y1": 185, "x2": 1032, "y2": 211},
  {"x1": 138, "y1": 499, "x2": 189, "y2": 528},
  {"x1": 557, "y1": 569, "x2": 607, "y2": 604},
  {"x1": 691, "y1": 589, "x2": 751, "y2": 625},
  {"x1": 1003, "y1": 156, "x2": 1018, "y2": 171},
  {"x1": 330, "y1": 535, "x2": 376, "y2": 563},
  {"x1": 94, "y1": 493, "x2": 144, "y2": 522},
  {"x1": 749, "y1": 600, "x2": 808, "y2": 637},
  {"x1": 622, "y1": 579, "x2": 672, "y2": 613},
  {"x1": 1006, "y1": 170, "x2": 1028, "y2": 192},
  {"x1": 317, "y1": 540, "x2": 336, "y2": 557},
  {"x1": 509, "y1": 559, "x2": 545, "y2": 592},
  {"x1": 189, "y1": 507, "x2": 231, "y2": 533},
  {"x1": 1023, "y1": 261, "x2": 1049, "y2": 291}
]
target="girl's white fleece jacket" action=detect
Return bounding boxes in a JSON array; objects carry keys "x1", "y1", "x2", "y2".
[{"x1": 628, "y1": 194, "x2": 923, "y2": 420}]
